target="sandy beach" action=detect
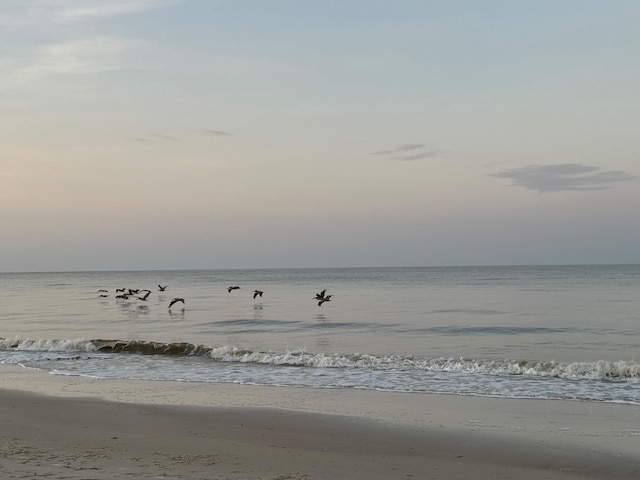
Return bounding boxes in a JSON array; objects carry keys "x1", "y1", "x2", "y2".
[{"x1": 1, "y1": 365, "x2": 638, "y2": 479}]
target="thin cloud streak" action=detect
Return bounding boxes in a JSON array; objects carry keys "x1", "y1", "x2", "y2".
[
  {"x1": 493, "y1": 163, "x2": 636, "y2": 192},
  {"x1": 15, "y1": 36, "x2": 135, "y2": 79},
  {"x1": 394, "y1": 151, "x2": 441, "y2": 161},
  {"x1": 205, "y1": 130, "x2": 232, "y2": 137},
  {"x1": 0, "y1": 1, "x2": 174, "y2": 28},
  {"x1": 371, "y1": 143, "x2": 442, "y2": 161},
  {"x1": 153, "y1": 134, "x2": 180, "y2": 142},
  {"x1": 131, "y1": 134, "x2": 180, "y2": 143},
  {"x1": 371, "y1": 144, "x2": 424, "y2": 155},
  {"x1": 131, "y1": 129, "x2": 231, "y2": 143},
  {"x1": 55, "y1": 0, "x2": 175, "y2": 22}
]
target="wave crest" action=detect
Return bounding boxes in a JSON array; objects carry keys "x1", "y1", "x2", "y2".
[
  {"x1": 0, "y1": 337, "x2": 97, "y2": 352},
  {"x1": 91, "y1": 339, "x2": 212, "y2": 356},
  {"x1": 2, "y1": 337, "x2": 639, "y2": 381}
]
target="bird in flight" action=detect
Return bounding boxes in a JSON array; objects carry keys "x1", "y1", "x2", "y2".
[
  {"x1": 253, "y1": 290, "x2": 263, "y2": 299},
  {"x1": 169, "y1": 298, "x2": 185, "y2": 309},
  {"x1": 137, "y1": 291, "x2": 151, "y2": 301},
  {"x1": 227, "y1": 286, "x2": 240, "y2": 293},
  {"x1": 318, "y1": 295, "x2": 332, "y2": 307},
  {"x1": 315, "y1": 289, "x2": 333, "y2": 306},
  {"x1": 158, "y1": 285, "x2": 168, "y2": 291},
  {"x1": 313, "y1": 289, "x2": 326, "y2": 301}
]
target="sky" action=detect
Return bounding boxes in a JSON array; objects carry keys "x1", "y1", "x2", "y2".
[{"x1": 1, "y1": 0, "x2": 639, "y2": 272}]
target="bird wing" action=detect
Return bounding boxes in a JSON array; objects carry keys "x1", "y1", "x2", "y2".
[{"x1": 169, "y1": 298, "x2": 184, "y2": 308}]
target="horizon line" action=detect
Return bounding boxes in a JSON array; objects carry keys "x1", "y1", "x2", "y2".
[{"x1": 2, "y1": 262, "x2": 639, "y2": 275}]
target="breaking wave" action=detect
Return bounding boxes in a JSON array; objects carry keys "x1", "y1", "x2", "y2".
[{"x1": 2, "y1": 337, "x2": 639, "y2": 382}]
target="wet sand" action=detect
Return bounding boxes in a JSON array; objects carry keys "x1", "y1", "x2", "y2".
[{"x1": 1, "y1": 365, "x2": 639, "y2": 479}]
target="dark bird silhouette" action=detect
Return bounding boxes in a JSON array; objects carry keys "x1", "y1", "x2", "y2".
[
  {"x1": 137, "y1": 291, "x2": 151, "y2": 301},
  {"x1": 227, "y1": 286, "x2": 240, "y2": 293},
  {"x1": 98, "y1": 294, "x2": 108, "y2": 298},
  {"x1": 253, "y1": 290, "x2": 263, "y2": 299},
  {"x1": 97, "y1": 289, "x2": 108, "y2": 293},
  {"x1": 169, "y1": 298, "x2": 185, "y2": 309},
  {"x1": 158, "y1": 285, "x2": 168, "y2": 291},
  {"x1": 316, "y1": 290, "x2": 333, "y2": 307},
  {"x1": 318, "y1": 295, "x2": 332, "y2": 307},
  {"x1": 313, "y1": 289, "x2": 326, "y2": 300}
]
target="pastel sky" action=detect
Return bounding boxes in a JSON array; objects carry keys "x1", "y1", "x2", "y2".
[{"x1": 2, "y1": 0, "x2": 639, "y2": 272}]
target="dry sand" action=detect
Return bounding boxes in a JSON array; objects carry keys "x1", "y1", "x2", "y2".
[{"x1": 1, "y1": 365, "x2": 639, "y2": 479}]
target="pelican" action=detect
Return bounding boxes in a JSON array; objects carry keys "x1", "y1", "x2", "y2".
[
  {"x1": 158, "y1": 285, "x2": 168, "y2": 291},
  {"x1": 227, "y1": 286, "x2": 240, "y2": 293},
  {"x1": 313, "y1": 289, "x2": 326, "y2": 300},
  {"x1": 137, "y1": 291, "x2": 151, "y2": 301},
  {"x1": 169, "y1": 298, "x2": 185, "y2": 309},
  {"x1": 253, "y1": 290, "x2": 263, "y2": 299},
  {"x1": 97, "y1": 289, "x2": 108, "y2": 293},
  {"x1": 317, "y1": 293, "x2": 332, "y2": 307}
]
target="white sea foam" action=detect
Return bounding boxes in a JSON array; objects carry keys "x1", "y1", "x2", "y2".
[
  {"x1": 205, "y1": 345, "x2": 640, "y2": 381},
  {"x1": 0, "y1": 337, "x2": 96, "y2": 352},
  {"x1": 2, "y1": 338, "x2": 640, "y2": 382},
  {"x1": 3, "y1": 338, "x2": 639, "y2": 404}
]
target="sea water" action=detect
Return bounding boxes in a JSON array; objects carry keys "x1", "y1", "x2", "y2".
[{"x1": 1, "y1": 265, "x2": 639, "y2": 404}]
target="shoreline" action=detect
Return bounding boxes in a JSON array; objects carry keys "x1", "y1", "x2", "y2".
[{"x1": 1, "y1": 365, "x2": 639, "y2": 479}]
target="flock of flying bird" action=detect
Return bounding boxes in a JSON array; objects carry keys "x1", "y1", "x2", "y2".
[{"x1": 96, "y1": 285, "x2": 333, "y2": 309}]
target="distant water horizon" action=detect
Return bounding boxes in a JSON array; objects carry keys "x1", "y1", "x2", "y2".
[
  {"x1": 3, "y1": 261, "x2": 639, "y2": 275},
  {"x1": 2, "y1": 264, "x2": 639, "y2": 405}
]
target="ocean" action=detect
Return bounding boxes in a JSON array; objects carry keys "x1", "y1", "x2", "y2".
[{"x1": 1, "y1": 265, "x2": 639, "y2": 405}]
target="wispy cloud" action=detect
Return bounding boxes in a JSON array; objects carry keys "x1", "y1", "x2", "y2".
[
  {"x1": 131, "y1": 133, "x2": 181, "y2": 143},
  {"x1": 493, "y1": 163, "x2": 636, "y2": 192},
  {"x1": 371, "y1": 143, "x2": 441, "y2": 161},
  {"x1": 153, "y1": 134, "x2": 180, "y2": 142},
  {"x1": 393, "y1": 151, "x2": 440, "y2": 161},
  {"x1": 370, "y1": 144, "x2": 424, "y2": 156},
  {"x1": 54, "y1": 0, "x2": 175, "y2": 22},
  {"x1": 0, "y1": 1, "x2": 174, "y2": 28},
  {"x1": 1, "y1": 2, "x2": 166, "y2": 82},
  {"x1": 15, "y1": 36, "x2": 136, "y2": 78},
  {"x1": 205, "y1": 129, "x2": 232, "y2": 137},
  {"x1": 132, "y1": 130, "x2": 233, "y2": 143}
]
